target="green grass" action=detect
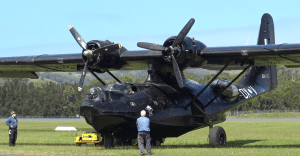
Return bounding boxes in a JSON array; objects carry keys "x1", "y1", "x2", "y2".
[
  {"x1": 227, "y1": 112, "x2": 300, "y2": 118},
  {"x1": 1, "y1": 121, "x2": 300, "y2": 155}
]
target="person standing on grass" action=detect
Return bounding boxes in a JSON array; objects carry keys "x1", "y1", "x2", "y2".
[
  {"x1": 6, "y1": 111, "x2": 18, "y2": 146},
  {"x1": 136, "y1": 110, "x2": 151, "y2": 156}
]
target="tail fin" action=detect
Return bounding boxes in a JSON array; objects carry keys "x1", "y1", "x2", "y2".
[
  {"x1": 236, "y1": 13, "x2": 277, "y2": 89},
  {"x1": 257, "y1": 13, "x2": 275, "y2": 45}
]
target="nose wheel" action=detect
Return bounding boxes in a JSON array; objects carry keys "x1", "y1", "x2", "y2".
[{"x1": 208, "y1": 126, "x2": 227, "y2": 147}]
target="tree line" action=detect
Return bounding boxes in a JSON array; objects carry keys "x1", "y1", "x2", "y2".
[
  {"x1": 0, "y1": 75, "x2": 147, "y2": 117},
  {"x1": 0, "y1": 66, "x2": 299, "y2": 117}
]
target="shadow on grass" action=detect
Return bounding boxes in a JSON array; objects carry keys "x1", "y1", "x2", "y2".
[
  {"x1": 226, "y1": 139, "x2": 262, "y2": 147},
  {"x1": 158, "y1": 140, "x2": 300, "y2": 149},
  {"x1": 1, "y1": 140, "x2": 300, "y2": 149}
]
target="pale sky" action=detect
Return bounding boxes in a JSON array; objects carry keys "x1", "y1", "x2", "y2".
[{"x1": 1, "y1": 0, "x2": 300, "y2": 57}]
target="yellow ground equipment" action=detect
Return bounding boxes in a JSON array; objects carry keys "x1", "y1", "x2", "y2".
[{"x1": 74, "y1": 132, "x2": 102, "y2": 147}]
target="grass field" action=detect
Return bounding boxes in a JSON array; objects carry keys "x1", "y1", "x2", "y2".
[
  {"x1": 1, "y1": 121, "x2": 300, "y2": 156},
  {"x1": 227, "y1": 112, "x2": 300, "y2": 118}
]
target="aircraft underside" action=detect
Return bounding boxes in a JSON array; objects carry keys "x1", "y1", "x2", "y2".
[{"x1": 81, "y1": 105, "x2": 208, "y2": 139}]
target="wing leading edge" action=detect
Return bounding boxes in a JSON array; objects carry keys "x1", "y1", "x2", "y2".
[
  {"x1": 0, "y1": 53, "x2": 83, "y2": 78},
  {"x1": 200, "y1": 13, "x2": 300, "y2": 70},
  {"x1": 200, "y1": 43, "x2": 300, "y2": 70},
  {"x1": 2, "y1": 44, "x2": 300, "y2": 77},
  {"x1": 0, "y1": 50, "x2": 162, "y2": 78}
]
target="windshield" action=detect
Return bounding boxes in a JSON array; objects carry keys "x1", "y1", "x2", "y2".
[
  {"x1": 103, "y1": 83, "x2": 136, "y2": 94},
  {"x1": 85, "y1": 87, "x2": 111, "y2": 101}
]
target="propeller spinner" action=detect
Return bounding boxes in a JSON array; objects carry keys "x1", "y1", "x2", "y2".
[
  {"x1": 68, "y1": 25, "x2": 122, "y2": 91},
  {"x1": 137, "y1": 18, "x2": 195, "y2": 88}
]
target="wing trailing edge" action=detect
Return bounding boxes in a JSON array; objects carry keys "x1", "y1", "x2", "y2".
[{"x1": 0, "y1": 72, "x2": 38, "y2": 79}]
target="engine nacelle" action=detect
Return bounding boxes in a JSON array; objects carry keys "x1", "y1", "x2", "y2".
[
  {"x1": 80, "y1": 40, "x2": 126, "y2": 73},
  {"x1": 162, "y1": 36, "x2": 207, "y2": 69}
]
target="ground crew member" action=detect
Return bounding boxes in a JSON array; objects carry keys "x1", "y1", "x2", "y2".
[
  {"x1": 136, "y1": 110, "x2": 151, "y2": 156},
  {"x1": 6, "y1": 111, "x2": 18, "y2": 146}
]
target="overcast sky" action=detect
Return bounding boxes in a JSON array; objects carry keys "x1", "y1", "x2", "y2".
[{"x1": 1, "y1": 0, "x2": 300, "y2": 57}]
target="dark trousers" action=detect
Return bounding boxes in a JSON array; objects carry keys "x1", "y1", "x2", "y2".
[
  {"x1": 9, "y1": 128, "x2": 17, "y2": 146},
  {"x1": 138, "y1": 132, "x2": 151, "y2": 155}
]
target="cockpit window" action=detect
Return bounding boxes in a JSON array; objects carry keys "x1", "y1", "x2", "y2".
[
  {"x1": 85, "y1": 87, "x2": 111, "y2": 101},
  {"x1": 86, "y1": 88, "x2": 98, "y2": 99},
  {"x1": 103, "y1": 83, "x2": 137, "y2": 94}
]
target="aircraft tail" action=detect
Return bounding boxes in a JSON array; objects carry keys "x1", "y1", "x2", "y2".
[
  {"x1": 212, "y1": 13, "x2": 277, "y2": 114},
  {"x1": 189, "y1": 14, "x2": 278, "y2": 116},
  {"x1": 235, "y1": 13, "x2": 277, "y2": 95}
]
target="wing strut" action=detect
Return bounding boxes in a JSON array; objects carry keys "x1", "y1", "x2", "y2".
[
  {"x1": 204, "y1": 65, "x2": 251, "y2": 108},
  {"x1": 106, "y1": 70, "x2": 121, "y2": 83},
  {"x1": 184, "y1": 60, "x2": 232, "y2": 110},
  {"x1": 88, "y1": 69, "x2": 106, "y2": 86}
]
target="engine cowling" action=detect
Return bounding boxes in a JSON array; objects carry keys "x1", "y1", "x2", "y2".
[
  {"x1": 162, "y1": 36, "x2": 207, "y2": 69},
  {"x1": 83, "y1": 40, "x2": 114, "y2": 61},
  {"x1": 81, "y1": 40, "x2": 125, "y2": 73}
]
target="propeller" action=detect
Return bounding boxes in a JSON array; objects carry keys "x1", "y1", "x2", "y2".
[
  {"x1": 68, "y1": 25, "x2": 122, "y2": 91},
  {"x1": 137, "y1": 18, "x2": 195, "y2": 88}
]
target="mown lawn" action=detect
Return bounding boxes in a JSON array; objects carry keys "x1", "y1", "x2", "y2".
[
  {"x1": 0, "y1": 121, "x2": 300, "y2": 155},
  {"x1": 227, "y1": 112, "x2": 300, "y2": 118}
]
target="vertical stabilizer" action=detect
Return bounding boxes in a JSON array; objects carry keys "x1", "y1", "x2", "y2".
[
  {"x1": 257, "y1": 13, "x2": 275, "y2": 45},
  {"x1": 256, "y1": 13, "x2": 277, "y2": 87},
  {"x1": 236, "y1": 13, "x2": 278, "y2": 97}
]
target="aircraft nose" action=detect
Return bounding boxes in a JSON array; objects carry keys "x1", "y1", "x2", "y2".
[
  {"x1": 80, "y1": 100, "x2": 139, "y2": 136},
  {"x1": 80, "y1": 100, "x2": 136, "y2": 124},
  {"x1": 80, "y1": 101, "x2": 99, "y2": 124}
]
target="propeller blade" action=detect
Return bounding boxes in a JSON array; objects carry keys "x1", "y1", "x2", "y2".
[
  {"x1": 171, "y1": 55, "x2": 184, "y2": 88},
  {"x1": 172, "y1": 18, "x2": 195, "y2": 47},
  {"x1": 78, "y1": 59, "x2": 89, "y2": 91},
  {"x1": 93, "y1": 43, "x2": 122, "y2": 54},
  {"x1": 68, "y1": 25, "x2": 87, "y2": 50},
  {"x1": 137, "y1": 42, "x2": 166, "y2": 51}
]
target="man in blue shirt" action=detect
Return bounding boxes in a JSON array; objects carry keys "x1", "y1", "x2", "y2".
[
  {"x1": 136, "y1": 110, "x2": 151, "y2": 156},
  {"x1": 6, "y1": 111, "x2": 18, "y2": 146}
]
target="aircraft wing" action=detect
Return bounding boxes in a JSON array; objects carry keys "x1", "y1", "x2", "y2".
[
  {"x1": 1, "y1": 43, "x2": 300, "y2": 79},
  {"x1": 0, "y1": 53, "x2": 83, "y2": 78},
  {"x1": 199, "y1": 43, "x2": 300, "y2": 70},
  {"x1": 0, "y1": 49, "x2": 163, "y2": 79}
]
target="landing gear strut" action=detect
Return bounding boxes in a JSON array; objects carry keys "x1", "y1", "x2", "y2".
[
  {"x1": 151, "y1": 138, "x2": 163, "y2": 147},
  {"x1": 104, "y1": 134, "x2": 114, "y2": 149},
  {"x1": 208, "y1": 124, "x2": 226, "y2": 147}
]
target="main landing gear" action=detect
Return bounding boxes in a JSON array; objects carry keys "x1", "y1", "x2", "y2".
[
  {"x1": 151, "y1": 138, "x2": 164, "y2": 147},
  {"x1": 103, "y1": 134, "x2": 135, "y2": 149},
  {"x1": 208, "y1": 124, "x2": 226, "y2": 147},
  {"x1": 102, "y1": 134, "x2": 164, "y2": 149},
  {"x1": 103, "y1": 135, "x2": 114, "y2": 149}
]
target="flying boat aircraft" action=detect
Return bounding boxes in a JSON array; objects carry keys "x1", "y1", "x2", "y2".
[{"x1": 0, "y1": 13, "x2": 299, "y2": 148}]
